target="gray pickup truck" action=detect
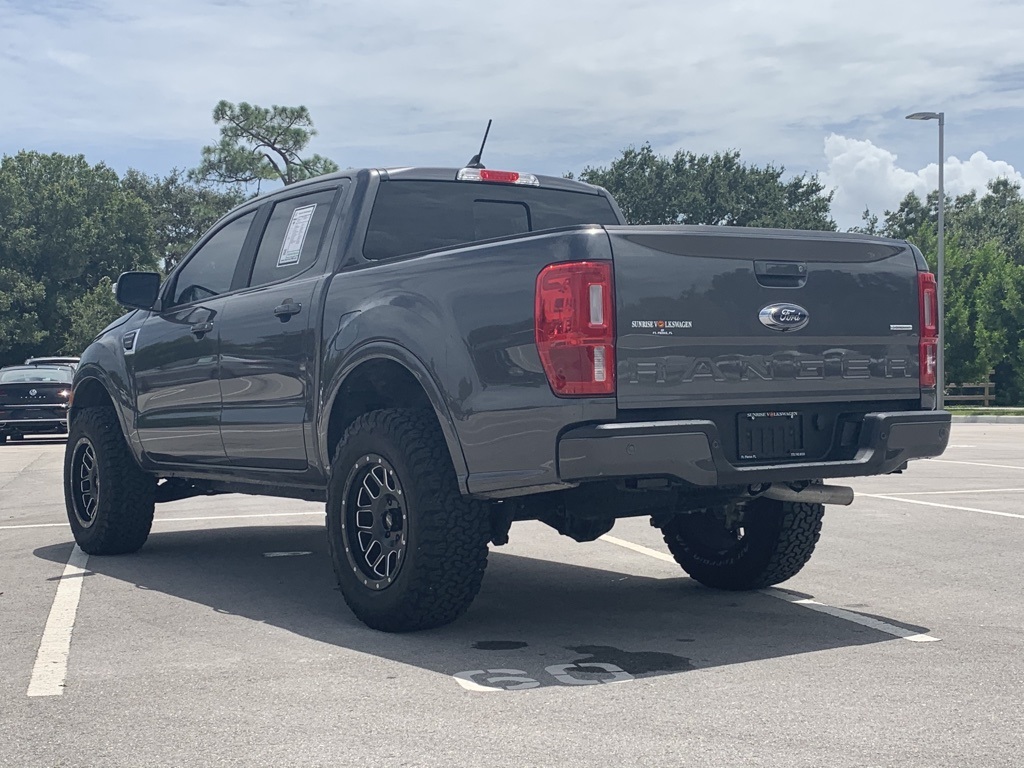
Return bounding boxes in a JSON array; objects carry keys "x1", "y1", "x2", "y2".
[{"x1": 63, "y1": 165, "x2": 950, "y2": 631}]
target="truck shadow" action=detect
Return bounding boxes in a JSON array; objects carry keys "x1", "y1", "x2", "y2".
[{"x1": 33, "y1": 523, "x2": 934, "y2": 691}]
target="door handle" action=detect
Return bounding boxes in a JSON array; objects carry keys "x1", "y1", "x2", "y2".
[
  {"x1": 754, "y1": 260, "x2": 807, "y2": 288},
  {"x1": 274, "y1": 301, "x2": 302, "y2": 320},
  {"x1": 190, "y1": 321, "x2": 214, "y2": 337}
]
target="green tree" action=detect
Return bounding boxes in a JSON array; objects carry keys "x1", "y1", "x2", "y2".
[
  {"x1": 865, "y1": 180, "x2": 1024, "y2": 404},
  {"x1": 913, "y1": 231, "x2": 1023, "y2": 388},
  {"x1": 951, "y1": 179, "x2": 1024, "y2": 265},
  {"x1": 873, "y1": 180, "x2": 1024, "y2": 263},
  {"x1": 122, "y1": 168, "x2": 244, "y2": 272},
  {"x1": 849, "y1": 207, "x2": 881, "y2": 235},
  {"x1": 874, "y1": 190, "x2": 935, "y2": 241},
  {"x1": 0, "y1": 151, "x2": 156, "y2": 364},
  {"x1": 0, "y1": 269, "x2": 47, "y2": 359},
  {"x1": 577, "y1": 143, "x2": 835, "y2": 229},
  {"x1": 60, "y1": 277, "x2": 123, "y2": 355},
  {"x1": 191, "y1": 100, "x2": 339, "y2": 189}
]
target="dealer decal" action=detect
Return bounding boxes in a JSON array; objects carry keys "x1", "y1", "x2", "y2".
[{"x1": 632, "y1": 320, "x2": 693, "y2": 336}]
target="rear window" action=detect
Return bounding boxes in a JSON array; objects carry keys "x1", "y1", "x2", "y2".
[
  {"x1": 363, "y1": 181, "x2": 620, "y2": 260},
  {"x1": 0, "y1": 366, "x2": 73, "y2": 383}
]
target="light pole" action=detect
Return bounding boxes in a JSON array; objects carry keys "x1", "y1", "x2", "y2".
[{"x1": 906, "y1": 110, "x2": 945, "y2": 409}]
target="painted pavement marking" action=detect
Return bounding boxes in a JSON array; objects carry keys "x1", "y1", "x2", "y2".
[
  {"x1": 27, "y1": 545, "x2": 90, "y2": 697},
  {"x1": 860, "y1": 493, "x2": 1024, "y2": 520},
  {"x1": 1, "y1": 510, "x2": 321, "y2": 531},
  {"x1": 599, "y1": 534, "x2": 941, "y2": 643}
]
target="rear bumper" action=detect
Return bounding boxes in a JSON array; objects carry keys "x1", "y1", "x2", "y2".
[
  {"x1": 0, "y1": 414, "x2": 69, "y2": 434},
  {"x1": 557, "y1": 410, "x2": 951, "y2": 486}
]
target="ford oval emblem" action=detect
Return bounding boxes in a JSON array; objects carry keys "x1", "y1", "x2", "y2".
[{"x1": 759, "y1": 303, "x2": 810, "y2": 332}]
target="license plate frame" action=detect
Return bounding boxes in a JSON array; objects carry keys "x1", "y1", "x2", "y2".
[{"x1": 737, "y1": 411, "x2": 806, "y2": 461}]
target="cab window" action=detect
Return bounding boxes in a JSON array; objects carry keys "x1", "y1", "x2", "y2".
[
  {"x1": 169, "y1": 211, "x2": 256, "y2": 307},
  {"x1": 248, "y1": 190, "x2": 337, "y2": 288}
]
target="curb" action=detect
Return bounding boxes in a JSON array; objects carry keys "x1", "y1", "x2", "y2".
[{"x1": 951, "y1": 415, "x2": 1024, "y2": 424}]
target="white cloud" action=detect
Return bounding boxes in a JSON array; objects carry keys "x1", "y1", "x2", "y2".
[{"x1": 821, "y1": 134, "x2": 1024, "y2": 229}]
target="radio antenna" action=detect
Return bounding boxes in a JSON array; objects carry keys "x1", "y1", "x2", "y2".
[{"x1": 465, "y1": 119, "x2": 492, "y2": 169}]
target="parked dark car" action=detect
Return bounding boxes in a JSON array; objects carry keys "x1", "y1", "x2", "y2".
[{"x1": 0, "y1": 365, "x2": 72, "y2": 442}]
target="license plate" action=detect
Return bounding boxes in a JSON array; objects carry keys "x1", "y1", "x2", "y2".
[{"x1": 737, "y1": 411, "x2": 806, "y2": 461}]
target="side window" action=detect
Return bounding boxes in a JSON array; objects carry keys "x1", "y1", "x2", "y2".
[
  {"x1": 248, "y1": 189, "x2": 337, "y2": 288},
  {"x1": 171, "y1": 212, "x2": 256, "y2": 307}
]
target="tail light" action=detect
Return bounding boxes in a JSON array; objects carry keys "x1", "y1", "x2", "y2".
[
  {"x1": 535, "y1": 261, "x2": 615, "y2": 396},
  {"x1": 918, "y1": 272, "x2": 938, "y2": 388}
]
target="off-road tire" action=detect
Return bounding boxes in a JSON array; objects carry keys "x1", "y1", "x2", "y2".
[
  {"x1": 64, "y1": 406, "x2": 156, "y2": 555},
  {"x1": 659, "y1": 498, "x2": 824, "y2": 590},
  {"x1": 326, "y1": 409, "x2": 490, "y2": 632}
]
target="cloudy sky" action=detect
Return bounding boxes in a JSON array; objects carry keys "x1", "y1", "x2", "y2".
[{"x1": 3, "y1": 0, "x2": 1023, "y2": 229}]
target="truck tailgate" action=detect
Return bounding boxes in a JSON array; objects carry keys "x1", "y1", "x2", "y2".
[{"x1": 610, "y1": 226, "x2": 924, "y2": 413}]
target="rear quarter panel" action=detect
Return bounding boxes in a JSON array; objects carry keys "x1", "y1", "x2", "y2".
[{"x1": 320, "y1": 227, "x2": 618, "y2": 495}]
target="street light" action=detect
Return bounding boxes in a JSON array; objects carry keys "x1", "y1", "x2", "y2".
[{"x1": 906, "y1": 110, "x2": 945, "y2": 409}]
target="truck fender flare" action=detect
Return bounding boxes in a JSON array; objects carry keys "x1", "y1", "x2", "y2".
[
  {"x1": 320, "y1": 342, "x2": 470, "y2": 494},
  {"x1": 70, "y1": 368, "x2": 144, "y2": 461}
]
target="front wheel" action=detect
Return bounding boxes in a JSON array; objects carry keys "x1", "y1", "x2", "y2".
[
  {"x1": 658, "y1": 498, "x2": 824, "y2": 590},
  {"x1": 64, "y1": 407, "x2": 156, "y2": 555},
  {"x1": 326, "y1": 409, "x2": 490, "y2": 632}
]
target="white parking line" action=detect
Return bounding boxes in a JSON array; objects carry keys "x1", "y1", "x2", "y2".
[
  {"x1": 878, "y1": 488, "x2": 1024, "y2": 497},
  {"x1": 600, "y1": 535, "x2": 676, "y2": 563},
  {"x1": 0, "y1": 511, "x2": 322, "y2": 531},
  {"x1": 859, "y1": 493, "x2": 1024, "y2": 520},
  {"x1": 927, "y1": 458, "x2": 1024, "y2": 471},
  {"x1": 27, "y1": 545, "x2": 89, "y2": 697},
  {"x1": 599, "y1": 535, "x2": 940, "y2": 642},
  {"x1": 154, "y1": 511, "x2": 321, "y2": 524},
  {"x1": 761, "y1": 589, "x2": 940, "y2": 642}
]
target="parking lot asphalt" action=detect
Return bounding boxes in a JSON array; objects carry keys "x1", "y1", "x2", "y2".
[{"x1": 1, "y1": 427, "x2": 1023, "y2": 767}]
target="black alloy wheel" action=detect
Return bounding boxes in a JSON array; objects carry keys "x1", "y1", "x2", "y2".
[
  {"x1": 69, "y1": 437, "x2": 100, "y2": 528},
  {"x1": 341, "y1": 455, "x2": 408, "y2": 589}
]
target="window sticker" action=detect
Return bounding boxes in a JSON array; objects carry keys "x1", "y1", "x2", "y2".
[{"x1": 277, "y1": 204, "x2": 317, "y2": 267}]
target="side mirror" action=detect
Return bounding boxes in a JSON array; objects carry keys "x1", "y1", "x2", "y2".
[{"x1": 115, "y1": 271, "x2": 161, "y2": 310}]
